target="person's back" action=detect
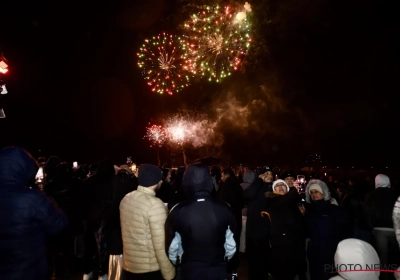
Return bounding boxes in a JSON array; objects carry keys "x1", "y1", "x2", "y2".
[
  {"x1": 166, "y1": 164, "x2": 236, "y2": 280},
  {"x1": 0, "y1": 146, "x2": 68, "y2": 280},
  {"x1": 364, "y1": 175, "x2": 397, "y2": 229},
  {"x1": 169, "y1": 194, "x2": 235, "y2": 265},
  {"x1": 120, "y1": 164, "x2": 175, "y2": 280},
  {"x1": 364, "y1": 174, "x2": 399, "y2": 280}
]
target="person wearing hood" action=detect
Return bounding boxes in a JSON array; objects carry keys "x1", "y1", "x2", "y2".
[
  {"x1": 329, "y1": 238, "x2": 380, "y2": 280},
  {"x1": 265, "y1": 179, "x2": 306, "y2": 280},
  {"x1": 165, "y1": 163, "x2": 237, "y2": 280},
  {"x1": 81, "y1": 159, "x2": 116, "y2": 280},
  {"x1": 364, "y1": 174, "x2": 399, "y2": 280},
  {"x1": 305, "y1": 180, "x2": 351, "y2": 280},
  {"x1": 0, "y1": 147, "x2": 68, "y2": 280},
  {"x1": 244, "y1": 166, "x2": 274, "y2": 280}
]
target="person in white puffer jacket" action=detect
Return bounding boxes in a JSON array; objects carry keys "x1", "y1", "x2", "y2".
[
  {"x1": 392, "y1": 196, "x2": 400, "y2": 280},
  {"x1": 330, "y1": 238, "x2": 380, "y2": 280}
]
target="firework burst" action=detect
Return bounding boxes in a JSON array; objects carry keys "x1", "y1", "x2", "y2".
[
  {"x1": 181, "y1": 4, "x2": 252, "y2": 82},
  {"x1": 163, "y1": 111, "x2": 219, "y2": 147},
  {"x1": 165, "y1": 117, "x2": 193, "y2": 146},
  {"x1": 144, "y1": 124, "x2": 167, "y2": 147},
  {"x1": 137, "y1": 32, "x2": 191, "y2": 95}
]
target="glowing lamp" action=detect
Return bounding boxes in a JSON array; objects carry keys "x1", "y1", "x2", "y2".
[
  {"x1": 0, "y1": 108, "x2": 5, "y2": 118},
  {"x1": 0, "y1": 58, "x2": 8, "y2": 74}
]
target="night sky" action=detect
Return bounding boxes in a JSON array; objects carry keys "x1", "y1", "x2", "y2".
[{"x1": 0, "y1": 0, "x2": 399, "y2": 167}]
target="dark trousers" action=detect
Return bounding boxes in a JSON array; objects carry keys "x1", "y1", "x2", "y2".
[
  {"x1": 121, "y1": 269, "x2": 163, "y2": 280},
  {"x1": 373, "y1": 229, "x2": 400, "y2": 280},
  {"x1": 182, "y1": 263, "x2": 227, "y2": 280},
  {"x1": 48, "y1": 231, "x2": 74, "y2": 278},
  {"x1": 83, "y1": 222, "x2": 108, "y2": 276},
  {"x1": 270, "y1": 242, "x2": 306, "y2": 280},
  {"x1": 309, "y1": 258, "x2": 332, "y2": 280},
  {"x1": 308, "y1": 246, "x2": 335, "y2": 280},
  {"x1": 246, "y1": 238, "x2": 270, "y2": 280}
]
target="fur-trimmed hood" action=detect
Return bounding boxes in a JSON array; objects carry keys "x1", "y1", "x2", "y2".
[{"x1": 305, "y1": 179, "x2": 331, "y2": 203}]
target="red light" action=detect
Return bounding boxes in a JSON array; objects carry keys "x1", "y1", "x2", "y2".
[{"x1": 0, "y1": 59, "x2": 8, "y2": 74}]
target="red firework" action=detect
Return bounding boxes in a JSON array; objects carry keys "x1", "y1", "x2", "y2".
[{"x1": 144, "y1": 124, "x2": 167, "y2": 147}]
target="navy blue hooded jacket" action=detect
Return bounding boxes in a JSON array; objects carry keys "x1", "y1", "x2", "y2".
[
  {"x1": 0, "y1": 147, "x2": 68, "y2": 280},
  {"x1": 165, "y1": 164, "x2": 236, "y2": 267}
]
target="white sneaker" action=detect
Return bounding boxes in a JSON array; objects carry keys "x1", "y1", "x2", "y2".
[
  {"x1": 98, "y1": 274, "x2": 108, "y2": 280},
  {"x1": 83, "y1": 272, "x2": 93, "y2": 280}
]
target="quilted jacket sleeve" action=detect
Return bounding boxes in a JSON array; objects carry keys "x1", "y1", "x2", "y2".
[
  {"x1": 149, "y1": 200, "x2": 175, "y2": 280},
  {"x1": 32, "y1": 192, "x2": 68, "y2": 236},
  {"x1": 393, "y1": 197, "x2": 400, "y2": 247}
]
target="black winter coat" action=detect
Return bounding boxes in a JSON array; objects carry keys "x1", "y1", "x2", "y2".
[
  {"x1": 364, "y1": 187, "x2": 398, "y2": 229},
  {"x1": 265, "y1": 188, "x2": 306, "y2": 279},
  {"x1": 80, "y1": 160, "x2": 115, "y2": 225},
  {"x1": 106, "y1": 170, "x2": 137, "y2": 255},
  {"x1": 219, "y1": 176, "x2": 244, "y2": 231},
  {"x1": 305, "y1": 200, "x2": 350, "y2": 280},
  {"x1": 341, "y1": 185, "x2": 370, "y2": 230},
  {"x1": 0, "y1": 147, "x2": 68, "y2": 280},
  {"x1": 244, "y1": 178, "x2": 272, "y2": 241},
  {"x1": 165, "y1": 164, "x2": 236, "y2": 267}
]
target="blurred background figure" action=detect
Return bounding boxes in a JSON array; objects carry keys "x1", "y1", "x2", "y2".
[{"x1": 0, "y1": 146, "x2": 68, "y2": 280}]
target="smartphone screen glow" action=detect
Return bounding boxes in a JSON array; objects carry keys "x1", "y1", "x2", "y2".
[{"x1": 35, "y1": 167, "x2": 44, "y2": 182}]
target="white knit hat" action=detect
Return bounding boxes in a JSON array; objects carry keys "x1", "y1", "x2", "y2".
[
  {"x1": 272, "y1": 179, "x2": 289, "y2": 192},
  {"x1": 309, "y1": 184, "x2": 323, "y2": 195}
]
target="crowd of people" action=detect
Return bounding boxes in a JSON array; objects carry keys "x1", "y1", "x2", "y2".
[{"x1": 1, "y1": 146, "x2": 400, "y2": 280}]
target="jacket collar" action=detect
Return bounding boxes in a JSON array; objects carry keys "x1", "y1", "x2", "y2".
[{"x1": 137, "y1": 186, "x2": 156, "y2": 196}]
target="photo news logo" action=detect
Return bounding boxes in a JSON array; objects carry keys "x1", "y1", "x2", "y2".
[{"x1": 325, "y1": 264, "x2": 399, "y2": 273}]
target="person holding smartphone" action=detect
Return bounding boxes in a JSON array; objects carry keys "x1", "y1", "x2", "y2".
[
  {"x1": 264, "y1": 179, "x2": 306, "y2": 280},
  {"x1": 243, "y1": 166, "x2": 274, "y2": 280}
]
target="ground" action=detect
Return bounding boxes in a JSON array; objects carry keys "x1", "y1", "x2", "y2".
[{"x1": 63, "y1": 255, "x2": 250, "y2": 280}]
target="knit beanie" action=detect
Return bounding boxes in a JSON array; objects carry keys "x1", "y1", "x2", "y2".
[
  {"x1": 138, "y1": 164, "x2": 163, "y2": 187},
  {"x1": 309, "y1": 184, "x2": 323, "y2": 195}
]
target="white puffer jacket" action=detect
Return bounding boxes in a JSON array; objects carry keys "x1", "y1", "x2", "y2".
[{"x1": 120, "y1": 186, "x2": 175, "y2": 280}]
